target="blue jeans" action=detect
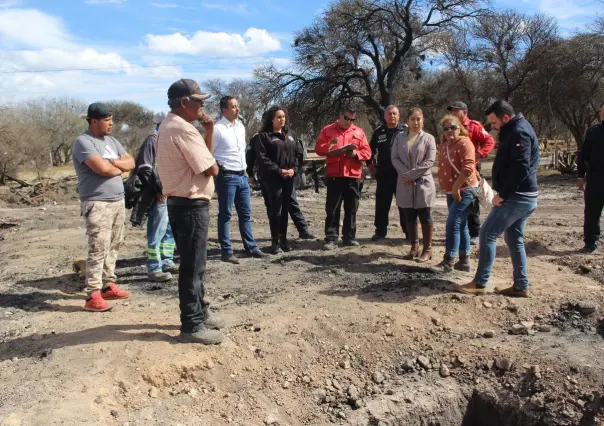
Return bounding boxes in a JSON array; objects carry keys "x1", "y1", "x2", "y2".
[
  {"x1": 147, "y1": 200, "x2": 175, "y2": 273},
  {"x1": 474, "y1": 194, "x2": 538, "y2": 290},
  {"x1": 445, "y1": 188, "x2": 477, "y2": 258},
  {"x1": 215, "y1": 174, "x2": 258, "y2": 255}
]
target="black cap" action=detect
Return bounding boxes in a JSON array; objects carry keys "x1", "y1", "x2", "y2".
[
  {"x1": 86, "y1": 102, "x2": 112, "y2": 119},
  {"x1": 447, "y1": 101, "x2": 468, "y2": 111},
  {"x1": 167, "y1": 79, "x2": 210, "y2": 102}
]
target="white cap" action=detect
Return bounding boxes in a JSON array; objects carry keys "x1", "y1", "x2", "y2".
[{"x1": 154, "y1": 112, "x2": 167, "y2": 124}]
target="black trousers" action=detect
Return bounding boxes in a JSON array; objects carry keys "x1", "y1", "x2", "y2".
[
  {"x1": 167, "y1": 199, "x2": 210, "y2": 333},
  {"x1": 468, "y1": 163, "x2": 482, "y2": 238},
  {"x1": 260, "y1": 180, "x2": 309, "y2": 234},
  {"x1": 374, "y1": 174, "x2": 407, "y2": 237},
  {"x1": 402, "y1": 208, "x2": 433, "y2": 225},
  {"x1": 584, "y1": 180, "x2": 604, "y2": 246},
  {"x1": 262, "y1": 175, "x2": 295, "y2": 245},
  {"x1": 325, "y1": 177, "x2": 360, "y2": 242}
]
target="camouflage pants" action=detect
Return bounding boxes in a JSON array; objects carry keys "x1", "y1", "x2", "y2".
[{"x1": 81, "y1": 200, "x2": 125, "y2": 296}]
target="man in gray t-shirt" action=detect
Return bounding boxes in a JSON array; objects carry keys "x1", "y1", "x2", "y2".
[
  {"x1": 73, "y1": 131, "x2": 127, "y2": 201},
  {"x1": 72, "y1": 102, "x2": 135, "y2": 312}
]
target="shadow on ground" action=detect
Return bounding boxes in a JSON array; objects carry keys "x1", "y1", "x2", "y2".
[{"x1": 0, "y1": 323, "x2": 176, "y2": 361}]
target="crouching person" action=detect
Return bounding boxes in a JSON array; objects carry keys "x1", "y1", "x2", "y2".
[{"x1": 73, "y1": 103, "x2": 134, "y2": 312}]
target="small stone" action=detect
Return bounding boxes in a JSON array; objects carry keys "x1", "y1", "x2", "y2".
[
  {"x1": 11, "y1": 357, "x2": 18, "y2": 363},
  {"x1": 264, "y1": 414, "x2": 278, "y2": 425},
  {"x1": 401, "y1": 359, "x2": 415, "y2": 372},
  {"x1": 486, "y1": 360, "x2": 495, "y2": 370},
  {"x1": 452, "y1": 294, "x2": 462, "y2": 301},
  {"x1": 576, "y1": 301, "x2": 598, "y2": 316},
  {"x1": 337, "y1": 411, "x2": 347, "y2": 419},
  {"x1": 483, "y1": 301, "x2": 493, "y2": 308},
  {"x1": 417, "y1": 356, "x2": 431, "y2": 370},
  {"x1": 354, "y1": 399, "x2": 366, "y2": 409},
  {"x1": 510, "y1": 324, "x2": 528, "y2": 335},
  {"x1": 483, "y1": 330, "x2": 495, "y2": 338},
  {"x1": 521, "y1": 321, "x2": 535, "y2": 329},
  {"x1": 302, "y1": 376, "x2": 311, "y2": 384},
  {"x1": 282, "y1": 381, "x2": 290, "y2": 389},
  {"x1": 431, "y1": 318, "x2": 441, "y2": 326},
  {"x1": 439, "y1": 364, "x2": 450, "y2": 378},
  {"x1": 331, "y1": 379, "x2": 342, "y2": 391},
  {"x1": 94, "y1": 396, "x2": 103, "y2": 404},
  {"x1": 110, "y1": 410, "x2": 119, "y2": 418},
  {"x1": 496, "y1": 358, "x2": 513, "y2": 371},
  {"x1": 40, "y1": 348, "x2": 53, "y2": 358},
  {"x1": 339, "y1": 360, "x2": 351, "y2": 369},
  {"x1": 312, "y1": 388, "x2": 327, "y2": 403},
  {"x1": 507, "y1": 304, "x2": 519, "y2": 313},
  {"x1": 149, "y1": 387, "x2": 159, "y2": 398},
  {"x1": 372, "y1": 371, "x2": 385, "y2": 384},
  {"x1": 537, "y1": 324, "x2": 551, "y2": 332},
  {"x1": 188, "y1": 388, "x2": 199, "y2": 398},
  {"x1": 347, "y1": 384, "x2": 359, "y2": 400}
]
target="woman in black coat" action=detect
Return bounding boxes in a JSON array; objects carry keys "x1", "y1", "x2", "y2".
[{"x1": 255, "y1": 106, "x2": 302, "y2": 254}]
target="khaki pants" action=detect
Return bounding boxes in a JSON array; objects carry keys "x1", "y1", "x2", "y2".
[{"x1": 81, "y1": 200, "x2": 125, "y2": 296}]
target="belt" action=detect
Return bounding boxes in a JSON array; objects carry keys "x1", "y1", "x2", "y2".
[
  {"x1": 167, "y1": 197, "x2": 209, "y2": 207},
  {"x1": 220, "y1": 169, "x2": 245, "y2": 176}
]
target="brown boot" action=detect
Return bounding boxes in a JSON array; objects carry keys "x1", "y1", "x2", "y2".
[
  {"x1": 403, "y1": 221, "x2": 419, "y2": 260},
  {"x1": 494, "y1": 286, "x2": 529, "y2": 298},
  {"x1": 456, "y1": 281, "x2": 487, "y2": 295},
  {"x1": 417, "y1": 223, "x2": 433, "y2": 263}
]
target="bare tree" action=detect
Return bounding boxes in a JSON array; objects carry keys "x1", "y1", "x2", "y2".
[
  {"x1": 471, "y1": 11, "x2": 558, "y2": 103},
  {"x1": 21, "y1": 98, "x2": 87, "y2": 166},
  {"x1": 105, "y1": 101, "x2": 154, "y2": 153},
  {"x1": 254, "y1": 0, "x2": 488, "y2": 131},
  {"x1": 202, "y1": 78, "x2": 265, "y2": 138}
]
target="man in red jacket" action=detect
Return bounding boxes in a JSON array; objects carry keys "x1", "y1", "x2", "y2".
[
  {"x1": 316, "y1": 108, "x2": 372, "y2": 250},
  {"x1": 448, "y1": 101, "x2": 495, "y2": 245}
]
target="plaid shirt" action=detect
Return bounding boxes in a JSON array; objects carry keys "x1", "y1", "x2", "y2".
[{"x1": 156, "y1": 113, "x2": 216, "y2": 200}]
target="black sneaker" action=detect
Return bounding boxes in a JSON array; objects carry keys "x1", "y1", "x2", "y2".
[
  {"x1": 221, "y1": 254, "x2": 240, "y2": 264},
  {"x1": 580, "y1": 245, "x2": 597, "y2": 253},
  {"x1": 280, "y1": 240, "x2": 291, "y2": 252},
  {"x1": 298, "y1": 231, "x2": 316, "y2": 240},
  {"x1": 247, "y1": 248, "x2": 267, "y2": 258},
  {"x1": 269, "y1": 245, "x2": 283, "y2": 255},
  {"x1": 371, "y1": 234, "x2": 386, "y2": 242},
  {"x1": 178, "y1": 328, "x2": 223, "y2": 345},
  {"x1": 343, "y1": 239, "x2": 360, "y2": 247}
]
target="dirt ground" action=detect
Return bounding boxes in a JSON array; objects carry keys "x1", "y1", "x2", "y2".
[{"x1": 0, "y1": 171, "x2": 603, "y2": 426}]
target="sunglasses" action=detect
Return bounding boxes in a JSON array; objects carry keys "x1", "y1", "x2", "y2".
[
  {"x1": 343, "y1": 116, "x2": 356, "y2": 122},
  {"x1": 442, "y1": 125, "x2": 459, "y2": 132}
]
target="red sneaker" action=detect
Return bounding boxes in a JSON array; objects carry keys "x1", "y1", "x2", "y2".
[
  {"x1": 84, "y1": 292, "x2": 112, "y2": 312},
  {"x1": 101, "y1": 283, "x2": 130, "y2": 300}
]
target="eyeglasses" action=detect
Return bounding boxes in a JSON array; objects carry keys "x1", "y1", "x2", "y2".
[
  {"x1": 343, "y1": 116, "x2": 356, "y2": 122},
  {"x1": 442, "y1": 125, "x2": 459, "y2": 132}
]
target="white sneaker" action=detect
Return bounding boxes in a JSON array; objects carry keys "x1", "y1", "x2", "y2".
[{"x1": 470, "y1": 237, "x2": 479, "y2": 246}]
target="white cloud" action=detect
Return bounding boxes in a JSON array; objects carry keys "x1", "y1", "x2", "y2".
[
  {"x1": 145, "y1": 28, "x2": 281, "y2": 56},
  {"x1": 0, "y1": 8, "x2": 75, "y2": 49},
  {"x1": 151, "y1": 2, "x2": 177, "y2": 7},
  {"x1": 535, "y1": 0, "x2": 599, "y2": 20},
  {"x1": 85, "y1": 0, "x2": 127, "y2": 4},
  {"x1": 201, "y1": 2, "x2": 251, "y2": 15},
  {"x1": 0, "y1": 0, "x2": 21, "y2": 8}
]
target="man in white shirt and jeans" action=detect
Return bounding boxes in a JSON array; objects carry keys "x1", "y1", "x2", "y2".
[{"x1": 213, "y1": 96, "x2": 266, "y2": 263}]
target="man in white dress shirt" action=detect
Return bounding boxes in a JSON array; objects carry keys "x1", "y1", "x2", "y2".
[{"x1": 213, "y1": 96, "x2": 266, "y2": 263}]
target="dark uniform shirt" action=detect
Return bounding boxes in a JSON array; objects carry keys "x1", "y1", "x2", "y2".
[
  {"x1": 369, "y1": 123, "x2": 407, "y2": 179},
  {"x1": 578, "y1": 121, "x2": 604, "y2": 180}
]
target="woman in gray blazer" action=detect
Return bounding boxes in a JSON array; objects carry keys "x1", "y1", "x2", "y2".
[{"x1": 391, "y1": 108, "x2": 437, "y2": 262}]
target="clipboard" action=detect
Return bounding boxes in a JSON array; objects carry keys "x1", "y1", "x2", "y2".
[{"x1": 329, "y1": 144, "x2": 357, "y2": 155}]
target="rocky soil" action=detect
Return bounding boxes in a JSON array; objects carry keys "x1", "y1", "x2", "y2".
[{"x1": 0, "y1": 173, "x2": 603, "y2": 426}]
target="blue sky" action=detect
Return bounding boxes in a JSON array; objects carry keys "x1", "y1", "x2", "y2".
[{"x1": 0, "y1": 0, "x2": 600, "y2": 112}]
